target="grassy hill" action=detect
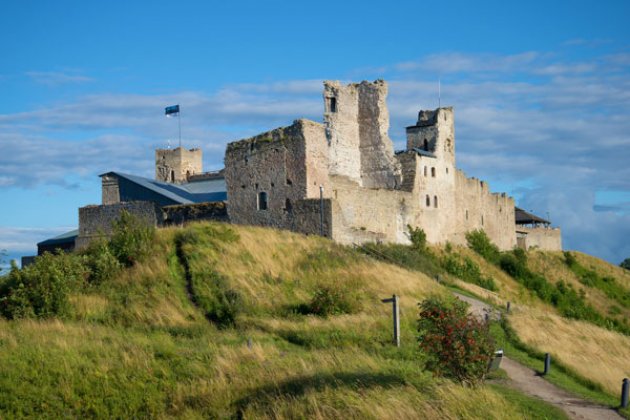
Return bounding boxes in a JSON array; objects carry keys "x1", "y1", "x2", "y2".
[{"x1": 0, "y1": 221, "x2": 581, "y2": 419}]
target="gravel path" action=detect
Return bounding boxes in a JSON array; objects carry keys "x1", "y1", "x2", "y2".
[{"x1": 452, "y1": 293, "x2": 622, "y2": 420}]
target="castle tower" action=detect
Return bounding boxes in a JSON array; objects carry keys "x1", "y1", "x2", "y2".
[
  {"x1": 323, "y1": 80, "x2": 401, "y2": 189},
  {"x1": 406, "y1": 107, "x2": 455, "y2": 165},
  {"x1": 155, "y1": 147, "x2": 202, "y2": 183}
]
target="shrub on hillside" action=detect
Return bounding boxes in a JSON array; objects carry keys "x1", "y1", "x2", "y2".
[
  {"x1": 309, "y1": 283, "x2": 362, "y2": 317},
  {"x1": 417, "y1": 296, "x2": 495, "y2": 383},
  {"x1": 191, "y1": 270, "x2": 241, "y2": 328},
  {"x1": 407, "y1": 225, "x2": 427, "y2": 251},
  {"x1": 0, "y1": 252, "x2": 88, "y2": 319},
  {"x1": 108, "y1": 210, "x2": 155, "y2": 267},
  {"x1": 83, "y1": 239, "x2": 122, "y2": 285},
  {"x1": 442, "y1": 255, "x2": 498, "y2": 291},
  {"x1": 465, "y1": 230, "x2": 501, "y2": 264}
]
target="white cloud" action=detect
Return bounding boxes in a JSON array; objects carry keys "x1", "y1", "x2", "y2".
[
  {"x1": 2, "y1": 47, "x2": 630, "y2": 263},
  {"x1": 0, "y1": 226, "x2": 74, "y2": 253},
  {"x1": 26, "y1": 71, "x2": 93, "y2": 86}
]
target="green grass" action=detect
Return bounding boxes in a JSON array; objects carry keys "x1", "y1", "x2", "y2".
[
  {"x1": 490, "y1": 319, "x2": 629, "y2": 418},
  {"x1": 488, "y1": 384, "x2": 569, "y2": 419},
  {"x1": 0, "y1": 222, "x2": 609, "y2": 418}
]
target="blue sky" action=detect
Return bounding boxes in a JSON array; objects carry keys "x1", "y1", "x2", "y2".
[{"x1": 1, "y1": 0, "x2": 629, "y2": 266}]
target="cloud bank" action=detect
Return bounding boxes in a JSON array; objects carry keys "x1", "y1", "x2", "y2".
[{"x1": 2, "y1": 48, "x2": 629, "y2": 263}]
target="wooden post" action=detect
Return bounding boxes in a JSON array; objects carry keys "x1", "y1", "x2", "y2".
[
  {"x1": 381, "y1": 294, "x2": 400, "y2": 347},
  {"x1": 543, "y1": 353, "x2": 551, "y2": 375},
  {"x1": 622, "y1": 378, "x2": 629, "y2": 409},
  {"x1": 506, "y1": 301, "x2": 511, "y2": 313}
]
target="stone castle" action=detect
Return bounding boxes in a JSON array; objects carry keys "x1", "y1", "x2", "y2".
[
  {"x1": 29, "y1": 79, "x2": 561, "y2": 261},
  {"x1": 223, "y1": 80, "x2": 561, "y2": 250}
]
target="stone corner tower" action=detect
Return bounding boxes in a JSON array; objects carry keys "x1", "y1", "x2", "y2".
[{"x1": 155, "y1": 147, "x2": 202, "y2": 183}]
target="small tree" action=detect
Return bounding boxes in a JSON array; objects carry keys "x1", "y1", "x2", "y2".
[
  {"x1": 407, "y1": 225, "x2": 427, "y2": 251},
  {"x1": 620, "y1": 258, "x2": 630, "y2": 271},
  {"x1": 418, "y1": 296, "x2": 495, "y2": 383},
  {"x1": 108, "y1": 210, "x2": 155, "y2": 267}
]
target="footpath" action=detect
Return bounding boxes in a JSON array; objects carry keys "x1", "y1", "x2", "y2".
[{"x1": 452, "y1": 292, "x2": 623, "y2": 420}]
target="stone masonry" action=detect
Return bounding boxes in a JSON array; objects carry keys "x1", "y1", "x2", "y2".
[{"x1": 223, "y1": 79, "x2": 558, "y2": 250}]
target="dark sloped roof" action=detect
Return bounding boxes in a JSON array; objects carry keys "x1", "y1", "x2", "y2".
[
  {"x1": 100, "y1": 172, "x2": 227, "y2": 205},
  {"x1": 37, "y1": 229, "x2": 78, "y2": 247},
  {"x1": 515, "y1": 207, "x2": 549, "y2": 225}
]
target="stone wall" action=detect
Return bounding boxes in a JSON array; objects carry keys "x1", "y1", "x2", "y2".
[
  {"x1": 324, "y1": 80, "x2": 401, "y2": 189},
  {"x1": 76, "y1": 201, "x2": 162, "y2": 249},
  {"x1": 406, "y1": 108, "x2": 455, "y2": 165},
  {"x1": 225, "y1": 119, "x2": 330, "y2": 229},
  {"x1": 518, "y1": 227, "x2": 562, "y2": 251},
  {"x1": 155, "y1": 147, "x2": 202, "y2": 183},
  {"x1": 163, "y1": 202, "x2": 228, "y2": 225}
]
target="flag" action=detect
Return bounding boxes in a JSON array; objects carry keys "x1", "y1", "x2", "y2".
[{"x1": 165, "y1": 104, "x2": 180, "y2": 117}]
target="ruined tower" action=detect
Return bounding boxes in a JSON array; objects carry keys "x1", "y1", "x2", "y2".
[
  {"x1": 406, "y1": 107, "x2": 455, "y2": 165},
  {"x1": 155, "y1": 147, "x2": 202, "y2": 183},
  {"x1": 323, "y1": 80, "x2": 402, "y2": 189}
]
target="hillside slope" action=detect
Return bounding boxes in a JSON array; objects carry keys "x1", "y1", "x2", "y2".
[{"x1": 0, "y1": 222, "x2": 567, "y2": 419}]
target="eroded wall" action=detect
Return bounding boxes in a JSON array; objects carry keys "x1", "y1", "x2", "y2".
[
  {"x1": 324, "y1": 80, "x2": 401, "y2": 189},
  {"x1": 224, "y1": 119, "x2": 330, "y2": 235}
]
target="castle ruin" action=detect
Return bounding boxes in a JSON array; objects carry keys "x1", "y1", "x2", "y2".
[{"x1": 224, "y1": 80, "x2": 561, "y2": 250}]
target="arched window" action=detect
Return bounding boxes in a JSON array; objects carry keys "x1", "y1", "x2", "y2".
[
  {"x1": 465, "y1": 210, "x2": 469, "y2": 220},
  {"x1": 434, "y1": 196, "x2": 438, "y2": 208},
  {"x1": 431, "y1": 167, "x2": 436, "y2": 177},
  {"x1": 424, "y1": 166, "x2": 427, "y2": 177},
  {"x1": 423, "y1": 139, "x2": 429, "y2": 151},
  {"x1": 425, "y1": 195, "x2": 430, "y2": 207},
  {"x1": 481, "y1": 215, "x2": 484, "y2": 225},
  {"x1": 170, "y1": 170, "x2": 175, "y2": 183},
  {"x1": 258, "y1": 192, "x2": 268, "y2": 211}
]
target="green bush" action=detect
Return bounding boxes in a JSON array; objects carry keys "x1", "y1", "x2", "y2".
[
  {"x1": 108, "y1": 210, "x2": 155, "y2": 267},
  {"x1": 83, "y1": 239, "x2": 122, "y2": 285},
  {"x1": 407, "y1": 225, "x2": 427, "y2": 251},
  {"x1": 0, "y1": 252, "x2": 88, "y2": 319},
  {"x1": 417, "y1": 296, "x2": 495, "y2": 383},
  {"x1": 309, "y1": 283, "x2": 362, "y2": 317},
  {"x1": 442, "y1": 255, "x2": 497, "y2": 291},
  {"x1": 465, "y1": 230, "x2": 501, "y2": 264}
]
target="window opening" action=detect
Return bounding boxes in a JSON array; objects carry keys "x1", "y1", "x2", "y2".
[
  {"x1": 425, "y1": 195, "x2": 430, "y2": 207},
  {"x1": 170, "y1": 170, "x2": 175, "y2": 183},
  {"x1": 431, "y1": 167, "x2": 436, "y2": 177},
  {"x1": 424, "y1": 166, "x2": 427, "y2": 177},
  {"x1": 285, "y1": 198, "x2": 292, "y2": 212},
  {"x1": 328, "y1": 97, "x2": 337, "y2": 113},
  {"x1": 258, "y1": 192, "x2": 268, "y2": 211},
  {"x1": 423, "y1": 139, "x2": 429, "y2": 151},
  {"x1": 434, "y1": 196, "x2": 438, "y2": 208}
]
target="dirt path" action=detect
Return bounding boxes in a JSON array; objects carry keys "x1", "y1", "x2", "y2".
[{"x1": 452, "y1": 293, "x2": 622, "y2": 420}]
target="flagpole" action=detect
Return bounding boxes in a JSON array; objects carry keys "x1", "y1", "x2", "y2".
[{"x1": 178, "y1": 105, "x2": 181, "y2": 148}]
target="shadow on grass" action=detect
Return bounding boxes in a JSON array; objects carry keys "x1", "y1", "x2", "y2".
[{"x1": 234, "y1": 371, "x2": 409, "y2": 415}]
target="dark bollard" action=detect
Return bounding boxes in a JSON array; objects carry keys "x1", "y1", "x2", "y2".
[
  {"x1": 622, "y1": 378, "x2": 629, "y2": 409},
  {"x1": 543, "y1": 353, "x2": 551, "y2": 375},
  {"x1": 506, "y1": 301, "x2": 511, "y2": 313}
]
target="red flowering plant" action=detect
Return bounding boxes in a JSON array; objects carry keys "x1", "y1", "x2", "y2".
[{"x1": 417, "y1": 296, "x2": 495, "y2": 384}]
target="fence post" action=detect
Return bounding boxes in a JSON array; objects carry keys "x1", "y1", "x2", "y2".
[
  {"x1": 506, "y1": 301, "x2": 511, "y2": 313},
  {"x1": 622, "y1": 378, "x2": 629, "y2": 409},
  {"x1": 543, "y1": 353, "x2": 551, "y2": 375},
  {"x1": 381, "y1": 294, "x2": 400, "y2": 347}
]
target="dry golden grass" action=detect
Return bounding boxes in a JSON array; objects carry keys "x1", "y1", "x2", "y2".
[
  {"x1": 528, "y1": 250, "x2": 630, "y2": 320},
  {"x1": 510, "y1": 308, "x2": 630, "y2": 395}
]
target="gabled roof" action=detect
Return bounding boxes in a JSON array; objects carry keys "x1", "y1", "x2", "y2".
[
  {"x1": 100, "y1": 172, "x2": 227, "y2": 205},
  {"x1": 37, "y1": 229, "x2": 78, "y2": 247},
  {"x1": 515, "y1": 207, "x2": 549, "y2": 225}
]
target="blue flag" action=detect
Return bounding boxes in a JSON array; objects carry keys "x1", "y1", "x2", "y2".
[{"x1": 165, "y1": 104, "x2": 180, "y2": 116}]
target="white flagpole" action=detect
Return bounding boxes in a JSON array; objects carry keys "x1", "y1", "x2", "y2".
[{"x1": 438, "y1": 78, "x2": 441, "y2": 108}]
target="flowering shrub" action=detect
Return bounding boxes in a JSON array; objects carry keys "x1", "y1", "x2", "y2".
[{"x1": 417, "y1": 296, "x2": 495, "y2": 383}]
